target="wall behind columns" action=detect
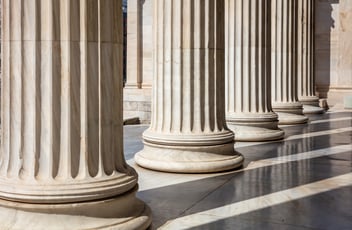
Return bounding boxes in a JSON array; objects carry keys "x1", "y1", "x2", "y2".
[
  {"x1": 124, "y1": 0, "x2": 153, "y2": 123},
  {"x1": 123, "y1": 0, "x2": 352, "y2": 123},
  {"x1": 141, "y1": 0, "x2": 153, "y2": 87},
  {"x1": 315, "y1": 0, "x2": 352, "y2": 107},
  {"x1": 337, "y1": 1, "x2": 352, "y2": 87}
]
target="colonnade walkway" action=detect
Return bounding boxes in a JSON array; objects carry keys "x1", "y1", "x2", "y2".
[{"x1": 124, "y1": 111, "x2": 352, "y2": 229}]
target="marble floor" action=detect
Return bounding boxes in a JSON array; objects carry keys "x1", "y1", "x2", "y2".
[{"x1": 124, "y1": 111, "x2": 352, "y2": 230}]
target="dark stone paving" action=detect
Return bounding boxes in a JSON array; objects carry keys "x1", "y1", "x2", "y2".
[{"x1": 124, "y1": 111, "x2": 352, "y2": 229}]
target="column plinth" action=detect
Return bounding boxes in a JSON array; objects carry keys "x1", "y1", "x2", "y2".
[
  {"x1": 225, "y1": 0, "x2": 284, "y2": 141},
  {"x1": 226, "y1": 113, "x2": 284, "y2": 142},
  {"x1": 135, "y1": 0, "x2": 244, "y2": 173},
  {"x1": 0, "y1": 186, "x2": 151, "y2": 230},
  {"x1": 0, "y1": 1, "x2": 151, "y2": 228},
  {"x1": 297, "y1": 0, "x2": 324, "y2": 114},
  {"x1": 271, "y1": 0, "x2": 308, "y2": 125}
]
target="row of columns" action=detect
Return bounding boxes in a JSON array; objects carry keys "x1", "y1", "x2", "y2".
[
  {"x1": 136, "y1": 0, "x2": 322, "y2": 172},
  {"x1": 0, "y1": 0, "x2": 321, "y2": 229}
]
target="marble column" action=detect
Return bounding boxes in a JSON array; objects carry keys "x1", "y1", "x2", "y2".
[
  {"x1": 271, "y1": 0, "x2": 308, "y2": 124},
  {"x1": 225, "y1": 0, "x2": 284, "y2": 141},
  {"x1": 297, "y1": 0, "x2": 324, "y2": 114},
  {"x1": 135, "y1": 0, "x2": 244, "y2": 173},
  {"x1": 0, "y1": 1, "x2": 151, "y2": 229},
  {"x1": 126, "y1": 0, "x2": 143, "y2": 89}
]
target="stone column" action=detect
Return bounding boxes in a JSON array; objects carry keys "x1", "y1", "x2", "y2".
[
  {"x1": 126, "y1": 0, "x2": 143, "y2": 89},
  {"x1": 225, "y1": 0, "x2": 284, "y2": 141},
  {"x1": 123, "y1": 0, "x2": 152, "y2": 124},
  {"x1": 135, "y1": 0, "x2": 244, "y2": 173},
  {"x1": 297, "y1": 0, "x2": 324, "y2": 114},
  {"x1": 271, "y1": 0, "x2": 308, "y2": 124},
  {"x1": 0, "y1": 1, "x2": 151, "y2": 229}
]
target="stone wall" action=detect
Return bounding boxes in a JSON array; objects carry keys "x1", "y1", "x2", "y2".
[
  {"x1": 124, "y1": 0, "x2": 153, "y2": 123},
  {"x1": 124, "y1": 0, "x2": 352, "y2": 120},
  {"x1": 315, "y1": 0, "x2": 352, "y2": 107}
]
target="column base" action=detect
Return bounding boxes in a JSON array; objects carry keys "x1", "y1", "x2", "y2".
[
  {"x1": 276, "y1": 112, "x2": 309, "y2": 125},
  {"x1": 0, "y1": 169, "x2": 138, "y2": 204},
  {"x1": 299, "y1": 96, "x2": 325, "y2": 114},
  {"x1": 227, "y1": 113, "x2": 284, "y2": 142},
  {"x1": 135, "y1": 143, "x2": 244, "y2": 173},
  {"x1": 303, "y1": 104, "x2": 325, "y2": 114},
  {"x1": 0, "y1": 186, "x2": 151, "y2": 230},
  {"x1": 272, "y1": 102, "x2": 308, "y2": 125}
]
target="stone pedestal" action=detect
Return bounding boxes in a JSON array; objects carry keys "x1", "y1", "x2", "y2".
[
  {"x1": 0, "y1": 0, "x2": 151, "y2": 229},
  {"x1": 297, "y1": 0, "x2": 324, "y2": 114},
  {"x1": 271, "y1": 0, "x2": 308, "y2": 125},
  {"x1": 135, "y1": 0, "x2": 244, "y2": 173},
  {"x1": 225, "y1": 0, "x2": 284, "y2": 141}
]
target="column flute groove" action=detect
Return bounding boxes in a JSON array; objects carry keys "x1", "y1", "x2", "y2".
[
  {"x1": 135, "y1": 0, "x2": 244, "y2": 173},
  {"x1": 297, "y1": 0, "x2": 324, "y2": 114},
  {"x1": 271, "y1": 0, "x2": 308, "y2": 124},
  {"x1": 0, "y1": 0, "x2": 151, "y2": 228},
  {"x1": 225, "y1": 0, "x2": 284, "y2": 141}
]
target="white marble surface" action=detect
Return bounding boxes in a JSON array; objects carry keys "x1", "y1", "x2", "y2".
[
  {"x1": 1, "y1": 0, "x2": 134, "y2": 204},
  {"x1": 271, "y1": 0, "x2": 308, "y2": 124},
  {"x1": 225, "y1": 0, "x2": 284, "y2": 142},
  {"x1": 131, "y1": 144, "x2": 352, "y2": 192},
  {"x1": 0, "y1": 1, "x2": 151, "y2": 229},
  {"x1": 315, "y1": 0, "x2": 352, "y2": 106},
  {"x1": 123, "y1": 0, "x2": 352, "y2": 124},
  {"x1": 297, "y1": 0, "x2": 323, "y2": 114},
  {"x1": 135, "y1": 0, "x2": 244, "y2": 173}
]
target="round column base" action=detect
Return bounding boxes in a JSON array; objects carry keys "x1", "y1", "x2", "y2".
[
  {"x1": 303, "y1": 104, "x2": 325, "y2": 114},
  {"x1": 276, "y1": 112, "x2": 309, "y2": 125},
  {"x1": 272, "y1": 102, "x2": 308, "y2": 125},
  {"x1": 0, "y1": 170, "x2": 138, "y2": 204},
  {"x1": 299, "y1": 97, "x2": 324, "y2": 114},
  {"x1": 135, "y1": 143, "x2": 244, "y2": 173},
  {"x1": 228, "y1": 123, "x2": 284, "y2": 142},
  {"x1": 227, "y1": 113, "x2": 284, "y2": 142},
  {"x1": 299, "y1": 96, "x2": 320, "y2": 106},
  {"x1": 0, "y1": 186, "x2": 152, "y2": 230}
]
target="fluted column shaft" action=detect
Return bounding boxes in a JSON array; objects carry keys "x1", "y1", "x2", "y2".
[
  {"x1": 149, "y1": 0, "x2": 228, "y2": 140},
  {"x1": 271, "y1": 0, "x2": 308, "y2": 124},
  {"x1": 126, "y1": 0, "x2": 143, "y2": 88},
  {"x1": 0, "y1": 0, "x2": 135, "y2": 204},
  {"x1": 297, "y1": 0, "x2": 324, "y2": 114},
  {"x1": 225, "y1": 0, "x2": 284, "y2": 141},
  {"x1": 135, "y1": 0, "x2": 243, "y2": 173}
]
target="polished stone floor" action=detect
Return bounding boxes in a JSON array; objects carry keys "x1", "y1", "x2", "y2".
[{"x1": 124, "y1": 111, "x2": 352, "y2": 230}]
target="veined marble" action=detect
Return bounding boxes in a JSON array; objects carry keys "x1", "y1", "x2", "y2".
[
  {"x1": 297, "y1": 0, "x2": 325, "y2": 114},
  {"x1": 225, "y1": 0, "x2": 284, "y2": 141},
  {"x1": 134, "y1": 0, "x2": 244, "y2": 173},
  {"x1": 271, "y1": 0, "x2": 309, "y2": 124},
  {"x1": 0, "y1": 1, "x2": 151, "y2": 229}
]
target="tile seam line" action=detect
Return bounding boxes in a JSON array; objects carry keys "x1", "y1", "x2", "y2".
[
  {"x1": 136, "y1": 144, "x2": 352, "y2": 192},
  {"x1": 160, "y1": 173, "x2": 352, "y2": 229},
  {"x1": 177, "y1": 173, "x2": 237, "y2": 218}
]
